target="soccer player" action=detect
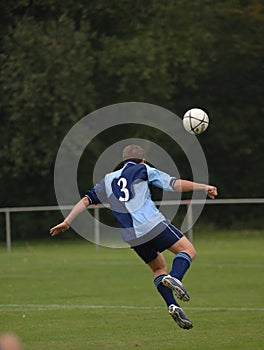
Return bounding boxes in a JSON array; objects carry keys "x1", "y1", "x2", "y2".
[{"x1": 50, "y1": 144, "x2": 217, "y2": 329}]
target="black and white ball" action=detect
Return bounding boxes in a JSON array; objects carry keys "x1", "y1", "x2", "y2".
[{"x1": 183, "y1": 108, "x2": 209, "y2": 135}]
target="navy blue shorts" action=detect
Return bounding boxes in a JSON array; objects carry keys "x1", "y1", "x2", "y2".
[{"x1": 132, "y1": 223, "x2": 184, "y2": 264}]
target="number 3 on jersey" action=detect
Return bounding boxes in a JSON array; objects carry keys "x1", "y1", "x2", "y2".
[{"x1": 117, "y1": 177, "x2": 130, "y2": 202}]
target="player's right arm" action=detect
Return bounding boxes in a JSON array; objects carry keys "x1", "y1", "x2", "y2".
[
  {"x1": 49, "y1": 197, "x2": 90, "y2": 236},
  {"x1": 173, "y1": 179, "x2": 218, "y2": 199}
]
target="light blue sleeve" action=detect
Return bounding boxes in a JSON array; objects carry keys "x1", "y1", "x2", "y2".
[{"x1": 145, "y1": 164, "x2": 176, "y2": 191}]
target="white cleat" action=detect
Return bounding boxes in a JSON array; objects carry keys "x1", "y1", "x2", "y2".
[
  {"x1": 162, "y1": 275, "x2": 190, "y2": 301},
  {"x1": 169, "y1": 304, "x2": 193, "y2": 330}
]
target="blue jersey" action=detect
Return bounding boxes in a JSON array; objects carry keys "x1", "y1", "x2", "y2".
[{"x1": 85, "y1": 161, "x2": 176, "y2": 244}]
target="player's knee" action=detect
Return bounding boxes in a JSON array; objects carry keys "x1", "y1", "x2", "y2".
[
  {"x1": 190, "y1": 246, "x2": 197, "y2": 260},
  {"x1": 186, "y1": 242, "x2": 197, "y2": 260},
  {"x1": 185, "y1": 240, "x2": 197, "y2": 260}
]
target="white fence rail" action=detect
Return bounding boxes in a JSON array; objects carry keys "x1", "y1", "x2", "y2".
[{"x1": 1, "y1": 198, "x2": 263, "y2": 252}]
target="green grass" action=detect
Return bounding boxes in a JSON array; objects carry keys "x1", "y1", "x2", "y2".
[{"x1": 0, "y1": 230, "x2": 263, "y2": 350}]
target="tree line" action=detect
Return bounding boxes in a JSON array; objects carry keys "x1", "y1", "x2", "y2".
[{"x1": 0, "y1": 0, "x2": 263, "y2": 237}]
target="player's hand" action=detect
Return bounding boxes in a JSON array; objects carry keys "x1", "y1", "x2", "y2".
[
  {"x1": 49, "y1": 221, "x2": 70, "y2": 236},
  {"x1": 206, "y1": 186, "x2": 218, "y2": 199}
]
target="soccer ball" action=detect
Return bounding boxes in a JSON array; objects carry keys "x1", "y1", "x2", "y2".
[{"x1": 182, "y1": 108, "x2": 209, "y2": 135}]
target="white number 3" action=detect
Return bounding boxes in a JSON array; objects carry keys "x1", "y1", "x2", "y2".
[{"x1": 117, "y1": 177, "x2": 130, "y2": 202}]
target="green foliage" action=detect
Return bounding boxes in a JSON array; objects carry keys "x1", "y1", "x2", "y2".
[
  {"x1": 195, "y1": 0, "x2": 264, "y2": 196},
  {"x1": 0, "y1": 16, "x2": 96, "y2": 178},
  {"x1": 0, "y1": 0, "x2": 263, "y2": 226}
]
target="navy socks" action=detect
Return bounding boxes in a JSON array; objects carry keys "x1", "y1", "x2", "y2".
[
  {"x1": 154, "y1": 274, "x2": 179, "y2": 307},
  {"x1": 170, "y1": 252, "x2": 192, "y2": 281}
]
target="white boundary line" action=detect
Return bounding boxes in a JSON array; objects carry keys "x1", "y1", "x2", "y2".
[
  {"x1": 69, "y1": 261, "x2": 264, "y2": 268},
  {"x1": 0, "y1": 304, "x2": 263, "y2": 312}
]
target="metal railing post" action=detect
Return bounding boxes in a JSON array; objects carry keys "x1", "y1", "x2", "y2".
[
  {"x1": 94, "y1": 206, "x2": 100, "y2": 250},
  {"x1": 186, "y1": 203, "x2": 193, "y2": 242},
  {"x1": 5, "y1": 210, "x2": 11, "y2": 252}
]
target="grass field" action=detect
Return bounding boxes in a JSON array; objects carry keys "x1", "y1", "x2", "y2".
[{"x1": 0, "y1": 230, "x2": 263, "y2": 350}]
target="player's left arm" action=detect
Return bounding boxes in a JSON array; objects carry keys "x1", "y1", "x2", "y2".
[
  {"x1": 173, "y1": 179, "x2": 218, "y2": 199},
  {"x1": 50, "y1": 178, "x2": 106, "y2": 237},
  {"x1": 49, "y1": 197, "x2": 90, "y2": 236}
]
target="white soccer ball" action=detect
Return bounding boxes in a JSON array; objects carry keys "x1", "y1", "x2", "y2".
[{"x1": 182, "y1": 108, "x2": 209, "y2": 135}]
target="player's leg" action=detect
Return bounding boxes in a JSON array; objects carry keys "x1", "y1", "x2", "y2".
[
  {"x1": 132, "y1": 239, "x2": 193, "y2": 329},
  {"x1": 168, "y1": 236, "x2": 196, "y2": 280},
  {"x1": 145, "y1": 252, "x2": 178, "y2": 308},
  {"x1": 147, "y1": 251, "x2": 167, "y2": 279},
  {"x1": 162, "y1": 228, "x2": 196, "y2": 301},
  {"x1": 132, "y1": 243, "x2": 178, "y2": 307},
  {"x1": 148, "y1": 253, "x2": 193, "y2": 330}
]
